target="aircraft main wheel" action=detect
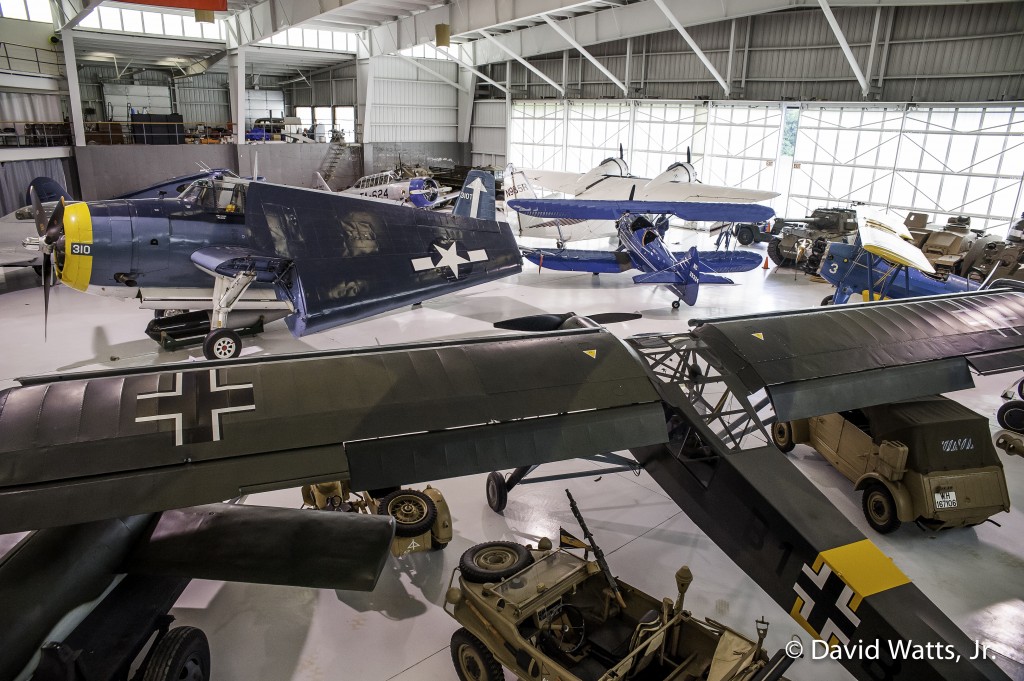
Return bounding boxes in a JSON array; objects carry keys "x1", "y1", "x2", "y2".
[
  {"x1": 735, "y1": 225, "x2": 755, "y2": 246},
  {"x1": 141, "y1": 626, "x2": 210, "y2": 681},
  {"x1": 485, "y1": 471, "x2": 508, "y2": 513},
  {"x1": 378, "y1": 489, "x2": 437, "y2": 537},
  {"x1": 450, "y1": 628, "x2": 503, "y2": 681},
  {"x1": 821, "y1": 295, "x2": 834, "y2": 306},
  {"x1": 671, "y1": 300, "x2": 681, "y2": 310},
  {"x1": 203, "y1": 329, "x2": 242, "y2": 360},
  {"x1": 556, "y1": 240, "x2": 565, "y2": 249},
  {"x1": 460, "y1": 541, "x2": 534, "y2": 583},
  {"x1": 862, "y1": 482, "x2": 901, "y2": 534},
  {"x1": 997, "y1": 400, "x2": 1024, "y2": 433},
  {"x1": 771, "y1": 422, "x2": 796, "y2": 453}
]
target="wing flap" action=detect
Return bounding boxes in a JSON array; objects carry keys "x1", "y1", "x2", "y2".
[
  {"x1": 124, "y1": 504, "x2": 393, "y2": 591},
  {"x1": 190, "y1": 245, "x2": 291, "y2": 282}
]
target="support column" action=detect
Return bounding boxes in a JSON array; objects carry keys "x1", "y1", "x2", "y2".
[
  {"x1": 456, "y1": 46, "x2": 475, "y2": 144},
  {"x1": 227, "y1": 45, "x2": 246, "y2": 144},
  {"x1": 62, "y1": 30, "x2": 85, "y2": 147}
]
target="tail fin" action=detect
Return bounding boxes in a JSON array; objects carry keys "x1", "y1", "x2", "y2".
[
  {"x1": 315, "y1": 172, "x2": 332, "y2": 192},
  {"x1": 453, "y1": 170, "x2": 496, "y2": 220},
  {"x1": 25, "y1": 177, "x2": 72, "y2": 206},
  {"x1": 632, "y1": 247, "x2": 701, "y2": 305},
  {"x1": 504, "y1": 165, "x2": 548, "y2": 230}
]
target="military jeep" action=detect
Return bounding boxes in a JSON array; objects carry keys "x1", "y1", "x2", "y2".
[
  {"x1": 444, "y1": 537, "x2": 789, "y2": 681},
  {"x1": 772, "y1": 395, "x2": 1010, "y2": 533}
]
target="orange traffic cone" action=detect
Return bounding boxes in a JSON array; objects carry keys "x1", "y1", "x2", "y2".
[{"x1": 762, "y1": 256, "x2": 770, "y2": 270}]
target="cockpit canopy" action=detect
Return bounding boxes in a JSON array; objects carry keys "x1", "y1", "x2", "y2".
[{"x1": 179, "y1": 178, "x2": 248, "y2": 215}]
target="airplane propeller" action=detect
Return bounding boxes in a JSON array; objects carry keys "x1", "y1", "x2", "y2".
[
  {"x1": 494, "y1": 312, "x2": 642, "y2": 332},
  {"x1": 31, "y1": 190, "x2": 67, "y2": 340}
]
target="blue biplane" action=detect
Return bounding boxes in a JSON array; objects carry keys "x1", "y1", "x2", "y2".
[{"x1": 509, "y1": 197, "x2": 773, "y2": 308}]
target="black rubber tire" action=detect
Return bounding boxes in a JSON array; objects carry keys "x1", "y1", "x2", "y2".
[
  {"x1": 767, "y1": 238, "x2": 790, "y2": 266},
  {"x1": 556, "y1": 240, "x2": 565, "y2": 249},
  {"x1": 821, "y1": 295, "x2": 834, "y2": 306},
  {"x1": 997, "y1": 400, "x2": 1024, "y2": 433},
  {"x1": 771, "y1": 422, "x2": 796, "y2": 453},
  {"x1": 450, "y1": 628, "x2": 503, "y2": 681},
  {"x1": 202, "y1": 328, "x2": 242, "y2": 360},
  {"x1": 377, "y1": 489, "x2": 437, "y2": 538},
  {"x1": 141, "y1": 626, "x2": 210, "y2": 681},
  {"x1": 460, "y1": 541, "x2": 534, "y2": 583},
  {"x1": 862, "y1": 482, "x2": 901, "y2": 534},
  {"x1": 735, "y1": 225, "x2": 755, "y2": 246},
  {"x1": 432, "y1": 538, "x2": 449, "y2": 551},
  {"x1": 1016, "y1": 380, "x2": 1024, "y2": 401},
  {"x1": 485, "y1": 471, "x2": 508, "y2": 513},
  {"x1": 671, "y1": 300, "x2": 681, "y2": 310}
]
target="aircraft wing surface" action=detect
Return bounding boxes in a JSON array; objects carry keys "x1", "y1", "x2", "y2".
[
  {"x1": 689, "y1": 287, "x2": 1024, "y2": 421},
  {"x1": 522, "y1": 248, "x2": 634, "y2": 273},
  {"x1": 0, "y1": 212, "x2": 41, "y2": 268},
  {"x1": 642, "y1": 182, "x2": 779, "y2": 203},
  {"x1": 520, "y1": 168, "x2": 590, "y2": 194},
  {"x1": 510, "y1": 198, "x2": 774, "y2": 223}
]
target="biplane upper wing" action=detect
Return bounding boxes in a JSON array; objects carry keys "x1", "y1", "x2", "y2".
[
  {"x1": 689, "y1": 287, "x2": 1024, "y2": 421},
  {"x1": 858, "y1": 213, "x2": 936, "y2": 273}
]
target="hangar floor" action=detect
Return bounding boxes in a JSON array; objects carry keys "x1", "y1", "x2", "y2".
[{"x1": 1, "y1": 229, "x2": 1022, "y2": 681}]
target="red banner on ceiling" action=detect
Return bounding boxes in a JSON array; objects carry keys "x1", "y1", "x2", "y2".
[{"x1": 122, "y1": 0, "x2": 227, "y2": 10}]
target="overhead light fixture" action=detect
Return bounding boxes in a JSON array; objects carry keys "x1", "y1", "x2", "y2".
[
  {"x1": 195, "y1": 9, "x2": 214, "y2": 23},
  {"x1": 435, "y1": 23, "x2": 450, "y2": 47}
]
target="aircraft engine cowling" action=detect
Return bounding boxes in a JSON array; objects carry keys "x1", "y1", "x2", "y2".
[
  {"x1": 649, "y1": 161, "x2": 698, "y2": 187},
  {"x1": 408, "y1": 177, "x2": 440, "y2": 208}
]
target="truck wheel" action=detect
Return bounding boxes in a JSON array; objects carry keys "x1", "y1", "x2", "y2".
[
  {"x1": 141, "y1": 626, "x2": 210, "y2": 681},
  {"x1": 202, "y1": 328, "x2": 242, "y2": 360},
  {"x1": 378, "y1": 489, "x2": 437, "y2": 537},
  {"x1": 450, "y1": 628, "x2": 503, "y2": 681},
  {"x1": 767, "y1": 238, "x2": 790, "y2": 266},
  {"x1": 997, "y1": 400, "x2": 1024, "y2": 433},
  {"x1": 771, "y1": 422, "x2": 796, "y2": 452},
  {"x1": 460, "y1": 541, "x2": 534, "y2": 583},
  {"x1": 735, "y1": 225, "x2": 755, "y2": 245},
  {"x1": 485, "y1": 472, "x2": 508, "y2": 513},
  {"x1": 862, "y1": 482, "x2": 901, "y2": 534}
]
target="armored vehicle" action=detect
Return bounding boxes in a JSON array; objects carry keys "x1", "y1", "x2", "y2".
[
  {"x1": 906, "y1": 213, "x2": 992, "y2": 275},
  {"x1": 444, "y1": 493, "x2": 790, "y2": 681},
  {"x1": 772, "y1": 395, "x2": 1010, "y2": 533},
  {"x1": 765, "y1": 207, "x2": 859, "y2": 271},
  {"x1": 959, "y1": 212, "x2": 1024, "y2": 282},
  {"x1": 302, "y1": 481, "x2": 452, "y2": 555}
]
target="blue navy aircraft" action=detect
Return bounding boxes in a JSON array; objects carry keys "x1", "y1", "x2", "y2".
[
  {"x1": 29, "y1": 170, "x2": 521, "y2": 358},
  {"x1": 510, "y1": 197, "x2": 772, "y2": 308}
]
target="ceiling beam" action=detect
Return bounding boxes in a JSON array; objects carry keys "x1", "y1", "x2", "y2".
[
  {"x1": 428, "y1": 45, "x2": 509, "y2": 94},
  {"x1": 393, "y1": 52, "x2": 468, "y2": 92},
  {"x1": 481, "y1": 29, "x2": 564, "y2": 94},
  {"x1": 540, "y1": 13, "x2": 625, "y2": 94},
  {"x1": 651, "y1": 0, "x2": 728, "y2": 95},
  {"x1": 817, "y1": 0, "x2": 870, "y2": 96},
  {"x1": 51, "y1": 0, "x2": 102, "y2": 31}
]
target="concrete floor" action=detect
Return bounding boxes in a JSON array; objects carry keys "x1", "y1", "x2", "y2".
[{"x1": 1, "y1": 229, "x2": 1022, "y2": 681}]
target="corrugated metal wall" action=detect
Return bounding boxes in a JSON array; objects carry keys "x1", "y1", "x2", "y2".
[
  {"x1": 471, "y1": 100, "x2": 506, "y2": 167},
  {"x1": 366, "y1": 56, "x2": 457, "y2": 143},
  {"x1": 476, "y1": 2, "x2": 1024, "y2": 103},
  {"x1": 284, "y1": 63, "x2": 357, "y2": 109}
]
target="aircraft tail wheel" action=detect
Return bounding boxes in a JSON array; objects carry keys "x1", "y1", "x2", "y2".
[
  {"x1": 140, "y1": 626, "x2": 210, "y2": 681},
  {"x1": 671, "y1": 300, "x2": 681, "y2": 310},
  {"x1": 862, "y1": 482, "x2": 901, "y2": 534},
  {"x1": 485, "y1": 471, "x2": 508, "y2": 513},
  {"x1": 997, "y1": 400, "x2": 1024, "y2": 433},
  {"x1": 203, "y1": 329, "x2": 242, "y2": 360},
  {"x1": 821, "y1": 295, "x2": 834, "y2": 306}
]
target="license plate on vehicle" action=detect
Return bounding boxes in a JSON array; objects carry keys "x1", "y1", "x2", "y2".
[{"x1": 934, "y1": 491, "x2": 958, "y2": 509}]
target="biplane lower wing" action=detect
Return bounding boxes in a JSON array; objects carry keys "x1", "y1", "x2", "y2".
[
  {"x1": 522, "y1": 247, "x2": 757, "y2": 284},
  {"x1": 509, "y1": 198, "x2": 775, "y2": 223}
]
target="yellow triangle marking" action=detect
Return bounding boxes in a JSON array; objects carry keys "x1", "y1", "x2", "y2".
[
  {"x1": 583, "y1": 349, "x2": 597, "y2": 358},
  {"x1": 752, "y1": 333, "x2": 764, "y2": 341}
]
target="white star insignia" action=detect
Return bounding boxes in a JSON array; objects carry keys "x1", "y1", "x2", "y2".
[{"x1": 431, "y1": 242, "x2": 469, "y2": 278}]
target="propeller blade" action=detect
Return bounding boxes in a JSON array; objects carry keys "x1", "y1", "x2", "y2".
[
  {"x1": 44, "y1": 198, "x2": 65, "y2": 245},
  {"x1": 493, "y1": 313, "x2": 574, "y2": 332},
  {"x1": 587, "y1": 313, "x2": 643, "y2": 325},
  {"x1": 42, "y1": 250, "x2": 51, "y2": 340},
  {"x1": 687, "y1": 146, "x2": 692, "y2": 164},
  {"x1": 30, "y1": 185, "x2": 47, "y2": 237}
]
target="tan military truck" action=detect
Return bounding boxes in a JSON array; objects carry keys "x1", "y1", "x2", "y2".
[
  {"x1": 771, "y1": 395, "x2": 1010, "y2": 533},
  {"x1": 444, "y1": 493, "x2": 791, "y2": 681}
]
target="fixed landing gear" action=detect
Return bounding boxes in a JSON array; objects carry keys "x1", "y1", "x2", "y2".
[
  {"x1": 203, "y1": 328, "x2": 242, "y2": 360},
  {"x1": 556, "y1": 240, "x2": 565, "y2": 249},
  {"x1": 672, "y1": 300, "x2": 681, "y2": 310}
]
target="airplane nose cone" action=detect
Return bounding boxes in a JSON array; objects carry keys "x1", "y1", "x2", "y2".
[{"x1": 58, "y1": 202, "x2": 94, "y2": 292}]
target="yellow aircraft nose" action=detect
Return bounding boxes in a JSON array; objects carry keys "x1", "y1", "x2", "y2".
[{"x1": 57, "y1": 202, "x2": 94, "y2": 292}]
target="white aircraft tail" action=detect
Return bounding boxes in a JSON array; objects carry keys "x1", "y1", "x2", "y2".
[
  {"x1": 315, "y1": 172, "x2": 332, "y2": 192},
  {"x1": 504, "y1": 165, "x2": 547, "y2": 230}
]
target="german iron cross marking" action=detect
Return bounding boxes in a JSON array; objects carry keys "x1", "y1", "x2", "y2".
[{"x1": 135, "y1": 370, "x2": 255, "y2": 446}]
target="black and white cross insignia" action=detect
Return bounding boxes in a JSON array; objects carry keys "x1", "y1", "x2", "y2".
[
  {"x1": 135, "y1": 370, "x2": 256, "y2": 446},
  {"x1": 792, "y1": 561, "x2": 861, "y2": 646}
]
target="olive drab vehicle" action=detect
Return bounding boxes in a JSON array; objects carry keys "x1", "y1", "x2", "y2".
[
  {"x1": 772, "y1": 395, "x2": 1012, "y2": 533},
  {"x1": 957, "y1": 212, "x2": 1024, "y2": 282},
  {"x1": 444, "y1": 492, "x2": 793, "y2": 681},
  {"x1": 904, "y1": 212, "x2": 995, "y2": 276},
  {"x1": 765, "y1": 207, "x2": 859, "y2": 272},
  {"x1": 301, "y1": 481, "x2": 452, "y2": 556}
]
